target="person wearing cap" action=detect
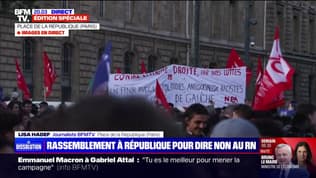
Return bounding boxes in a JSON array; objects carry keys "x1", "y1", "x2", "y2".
[
  {"x1": 22, "y1": 99, "x2": 34, "y2": 118},
  {"x1": 7, "y1": 100, "x2": 22, "y2": 115},
  {"x1": 36, "y1": 101, "x2": 54, "y2": 118},
  {"x1": 39, "y1": 101, "x2": 48, "y2": 114},
  {"x1": 232, "y1": 104, "x2": 253, "y2": 120},
  {"x1": 10, "y1": 88, "x2": 19, "y2": 101},
  {"x1": 219, "y1": 104, "x2": 235, "y2": 120}
]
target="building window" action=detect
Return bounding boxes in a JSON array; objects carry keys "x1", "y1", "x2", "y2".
[
  {"x1": 61, "y1": 86, "x2": 71, "y2": 102},
  {"x1": 293, "y1": 13, "x2": 300, "y2": 52},
  {"x1": 148, "y1": 55, "x2": 157, "y2": 72},
  {"x1": 308, "y1": 74, "x2": 314, "y2": 104},
  {"x1": 124, "y1": 51, "x2": 134, "y2": 73},
  {"x1": 22, "y1": 39, "x2": 34, "y2": 97},
  {"x1": 277, "y1": 4, "x2": 284, "y2": 44},
  {"x1": 61, "y1": 0, "x2": 68, "y2": 8},
  {"x1": 62, "y1": 43, "x2": 72, "y2": 101},
  {"x1": 99, "y1": 0, "x2": 104, "y2": 17},
  {"x1": 310, "y1": 17, "x2": 315, "y2": 54},
  {"x1": 22, "y1": 39, "x2": 33, "y2": 71},
  {"x1": 27, "y1": 84, "x2": 33, "y2": 99},
  {"x1": 293, "y1": 73, "x2": 298, "y2": 101},
  {"x1": 97, "y1": 47, "x2": 104, "y2": 64},
  {"x1": 311, "y1": 74, "x2": 316, "y2": 105},
  {"x1": 230, "y1": 1, "x2": 238, "y2": 41},
  {"x1": 169, "y1": 57, "x2": 178, "y2": 64},
  {"x1": 62, "y1": 43, "x2": 72, "y2": 75}
]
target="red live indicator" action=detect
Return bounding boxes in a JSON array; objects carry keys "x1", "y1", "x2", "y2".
[{"x1": 32, "y1": 14, "x2": 89, "y2": 23}]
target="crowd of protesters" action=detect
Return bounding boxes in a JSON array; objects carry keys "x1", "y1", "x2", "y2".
[
  {"x1": 1, "y1": 91, "x2": 316, "y2": 153},
  {"x1": 170, "y1": 100, "x2": 316, "y2": 138},
  {"x1": 0, "y1": 92, "x2": 55, "y2": 153},
  {"x1": 1, "y1": 92, "x2": 316, "y2": 178}
]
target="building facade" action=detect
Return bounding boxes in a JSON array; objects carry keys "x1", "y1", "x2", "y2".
[{"x1": 0, "y1": 1, "x2": 315, "y2": 104}]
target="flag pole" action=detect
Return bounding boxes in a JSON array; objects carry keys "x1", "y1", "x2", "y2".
[{"x1": 43, "y1": 86, "x2": 46, "y2": 102}]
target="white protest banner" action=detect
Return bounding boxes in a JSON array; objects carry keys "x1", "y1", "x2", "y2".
[
  {"x1": 109, "y1": 64, "x2": 246, "y2": 108},
  {"x1": 109, "y1": 66, "x2": 168, "y2": 102}
]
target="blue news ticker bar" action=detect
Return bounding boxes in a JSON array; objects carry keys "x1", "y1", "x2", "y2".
[{"x1": 15, "y1": 138, "x2": 259, "y2": 153}]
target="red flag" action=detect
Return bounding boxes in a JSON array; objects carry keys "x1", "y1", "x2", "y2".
[
  {"x1": 140, "y1": 60, "x2": 147, "y2": 74},
  {"x1": 155, "y1": 80, "x2": 171, "y2": 111},
  {"x1": 43, "y1": 51, "x2": 57, "y2": 97},
  {"x1": 226, "y1": 48, "x2": 252, "y2": 85},
  {"x1": 15, "y1": 59, "x2": 30, "y2": 99},
  {"x1": 253, "y1": 27, "x2": 295, "y2": 111},
  {"x1": 116, "y1": 68, "x2": 121, "y2": 73}
]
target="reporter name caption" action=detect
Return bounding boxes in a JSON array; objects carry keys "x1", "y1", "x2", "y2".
[{"x1": 14, "y1": 9, "x2": 99, "y2": 37}]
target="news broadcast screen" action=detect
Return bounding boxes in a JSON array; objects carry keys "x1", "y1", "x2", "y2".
[
  {"x1": 8, "y1": 132, "x2": 316, "y2": 178},
  {"x1": 1, "y1": 1, "x2": 316, "y2": 178}
]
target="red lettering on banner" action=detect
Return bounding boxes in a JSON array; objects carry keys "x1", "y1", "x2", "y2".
[
  {"x1": 211, "y1": 70, "x2": 221, "y2": 76},
  {"x1": 223, "y1": 68, "x2": 241, "y2": 76},
  {"x1": 224, "y1": 96, "x2": 239, "y2": 104},
  {"x1": 114, "y1": 68, "x2": 167, "y2": 81},
  {"x1": 201, "y1": 69, "x2": 209, "y2": 76},
  {"x1": 142, "y1": 67, "x2": 168, "y2": 77},
  {"x1": 173, "y1": 66, "x2": 197, "y2": 75},
  {"x1": 114, "y1": 74, "x2": 141, "y2": 80}
]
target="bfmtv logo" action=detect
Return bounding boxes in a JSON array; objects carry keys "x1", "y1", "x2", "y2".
[{"x1": 14, "y1": 9, "x2": 31, "y2": 22}]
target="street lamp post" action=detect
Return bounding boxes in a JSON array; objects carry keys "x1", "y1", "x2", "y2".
[
  {"x1": 244, "y1": 1, "x2": 257, "y2": 101},
  {"x1": 244, "y1": 1, "x2": 250, "y2": 69}
]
